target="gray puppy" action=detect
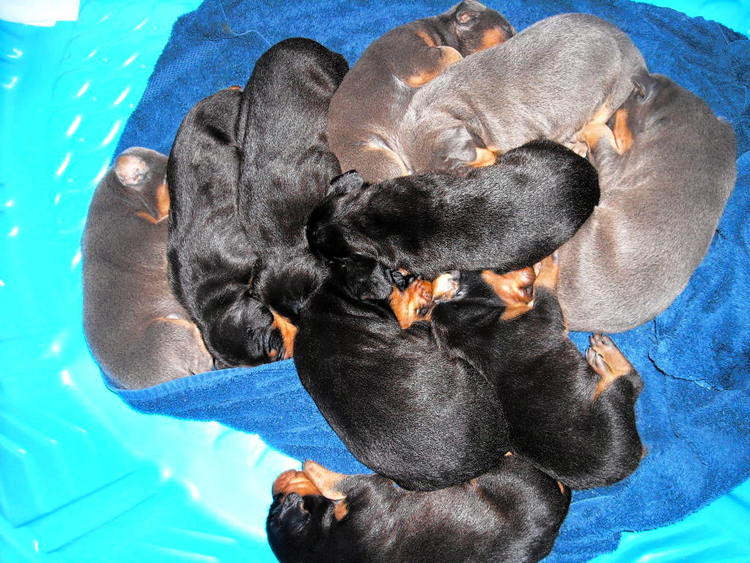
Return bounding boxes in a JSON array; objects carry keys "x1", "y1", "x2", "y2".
[
  {"x1": 369, "y1": 13, "x2": 646, "y2": 180},
  {"x1": 557, "y1": 74, "x2": 737, "y2": 332},
  {"x1": 83, "y1": 147, "x2": 214, "y2": 389},
  {"x1": 327, "y1": 0, "x2": 514, "y2": 183}
]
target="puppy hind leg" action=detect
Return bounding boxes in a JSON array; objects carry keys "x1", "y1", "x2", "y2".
[
  {"x1": 356, "y1": 143, "x2": 410, "y2": 182},
  {"x1": 586, "y1": 334, "x2": 637, "y2": 400}
]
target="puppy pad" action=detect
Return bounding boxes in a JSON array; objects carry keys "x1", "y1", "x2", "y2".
[{"x1": 110, "y1": 0, "x2": 750, "y2": 560}]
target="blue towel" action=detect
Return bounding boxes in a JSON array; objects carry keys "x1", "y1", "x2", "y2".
[{"x1": 112, "y1": 0, "x2": 750, "y2": 560}]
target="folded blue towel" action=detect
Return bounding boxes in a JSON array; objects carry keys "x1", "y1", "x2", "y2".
[{"x1": 112, "y1": 0, "x2": 750, "y2": 560}]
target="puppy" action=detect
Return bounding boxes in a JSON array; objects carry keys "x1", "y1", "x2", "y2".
[
  {"x1": 374, "y1": 13, "x2": 647, "y2": 178},
  {"x1": 327, "y1": 0, "x2": 514, "y2": 182},
  {"x1": 236, "y1": 38, "x2": 349, "y2": 356},
  {"x1": 167, "y1": 39, "x2": 348, "y2": 368},
  {"x1": 307, "y1": 140, "x2": 600, "y2": 279},
  {"x1": 267, "y1": 457, "x2": 570, "y2": 563},
  {"x1": 82, "y1": 148, "x2": 213, "y2": 389},
  {"x1": 557, "y1": 73, "x2": 737, "y2": 332},
  {"x1": 294, "y1": 255, "x2": 510, "y2": 491},
  {"x1": 432, "y1": 255, "x2": 644, "y2": 489}
]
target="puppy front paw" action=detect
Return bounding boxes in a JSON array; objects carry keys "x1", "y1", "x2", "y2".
[
  {"x1": 389, "y1": 276, "x2": 434, "y2": 329},
  {"x1": 431, "y1": 271, "x2": 460, "y2": 302}
]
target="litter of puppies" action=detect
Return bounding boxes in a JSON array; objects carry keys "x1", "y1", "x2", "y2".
[{"x1": 81, "y1": 2, "x2": 737, "y2": 561}]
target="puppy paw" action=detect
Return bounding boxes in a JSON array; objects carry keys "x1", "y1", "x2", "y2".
[
  {"x1": 480, "y1": 267, "x2": 535, "y2": 320},
  {"x1": 533, "y1": 252, "x2": 559, "y2": 291},
  {"x1": 389, "y1": 276, "x2": 434, "y2": 329},
  {"x1": 565, "y1": 140, "x2": 589, "y2": 158},
  {"x1": 586, "y1": 334, "x2": 635, "y2": 399},
  {"x1": 431, "y1": 271, "x2": 460, "y2": 302},
  {"x1": 576, "y1": 122, "x2": 616, "y2": 152},
  {"x1": 302, "y1": 461, "x2": 347, "y2": 501},
  {"x1": 272, "y1": 469, "x2": 321, "y2": 497}
]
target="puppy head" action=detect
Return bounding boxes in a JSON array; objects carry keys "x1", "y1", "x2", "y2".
[
  {"x1": 206, "y1": 295, "x2": 284, "y2": 369},
  {"x1": 267, "y1": 462, "x2": 356, "y2": 562},
  {"x1": 442, "y1": 0, "x2": 514, "y2": 55}
]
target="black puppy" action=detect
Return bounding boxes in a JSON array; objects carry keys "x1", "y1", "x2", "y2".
[
  {"x1": 307, "y1": 140, "x2": 599, "y2": 279},
  {"x1": 294, "y1": 254, "x2": 511, "y2": 491},
  {"x1": 267, "y1": 457, "x2": 570, "y2": 563},
  {"x1": 432, "y1": 255, "x2": 644, "y2": 489},
  {"x1": 167, "y1": 39, "x2": 348, "y2": 368}
]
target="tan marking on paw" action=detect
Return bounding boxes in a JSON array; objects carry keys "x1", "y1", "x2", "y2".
[
  {"x1": 586, "y1": 334, "x2": 634, "y2": 400},
  {"x1": 389, "y1": 278, "x2": 434, "y2": 328},
  {"x1": 481, "y1": 268, "x2": 535, "y2": 320},
  {"x1": 533, "y1": 253, "x2": 559, "y2": 292},
  {"x1": 467, "y1": 146, "x2": 497, "y2": 168},
  {"x1": 303, "y1": 460, "x2": 348, "y2": 501},
  {"x1": 272, "y1": 469, "x2": 322, "y2": 497}
]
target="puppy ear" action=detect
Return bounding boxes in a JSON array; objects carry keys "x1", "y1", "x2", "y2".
[
  {"x1": 115, "y1": 152, "x2": 151, "y2": 187},
  {"x1": 631, "y1": 72, "x2": 657, "y2": 101},
  {"x1": 327, "y1": 170, "x2": 365, "y2": 196},
  {"x1": 454, "y1": 2, "x2": 481, "y2": 25}
]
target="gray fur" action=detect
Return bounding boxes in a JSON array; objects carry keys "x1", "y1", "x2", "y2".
[
  {"x1": 393, "y1": 13, "x2": 647, "y2": 176},
  {"x1": 557, "y1": 74, "x2": 737, "y2": 332},
  {"x1": 82, "y1": 147, "x2": 214, "y2": 389}
]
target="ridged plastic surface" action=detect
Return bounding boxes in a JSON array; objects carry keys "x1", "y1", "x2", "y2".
[{"x1": 0, "y1": 1, "x2": 748, "y2": 562}]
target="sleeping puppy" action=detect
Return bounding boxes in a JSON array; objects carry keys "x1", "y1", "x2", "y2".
[
  {"x1": 267, "y1": 456, "x2": 570, "y2": 563},
  {"x1": 376, "y1": 13, "x2": 646, "y2": 178},
  {"x1": 167, "y1": 39, "x2": 347, "y2": 368},
  {"x1": 236, "y1": 37, "x2": 348, "y2": 357},
  {"x1": 294, "y1": 254, "x2": 511, "y2": 491},
  {"x1": 557, "y1": 73, "x2": 737, "y2": 332},
  {"x1": 307, "y1": 140, "x2": 599, "y2": 279},
  {"x1": 327, "y1": 0, "x2": 513, "y2": 182},
  {"x1": 83, "y1": 148, "x2": 213, "y2": 389},
  {"x1": 432, "y1": 255, "x2": 644, "y2": 489},
  {"x1": 167, "y1": 87, "x2": 262, "y2": 368}
]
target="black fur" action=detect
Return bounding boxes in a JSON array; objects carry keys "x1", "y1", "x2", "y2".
[
  {"x1": 167, "y1": 38, "x2": 348, "y2": 368},
  {"x1": 307, "y1": 140, "x2": 600, "y2": 279},
  {"x1": 432, "y1": 271, "x2": 644, "y2": 489},
  {"x1": 294, "y1": 256, "x2": 510, "y2": 491},
  {"x1": 267, "y1": 456, "x2": 570, "y2": 563}
]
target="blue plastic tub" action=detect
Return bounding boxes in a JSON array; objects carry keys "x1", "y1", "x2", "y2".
[{"x1": 1, "y1": 1, "x2": 748, "y2": 561}]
